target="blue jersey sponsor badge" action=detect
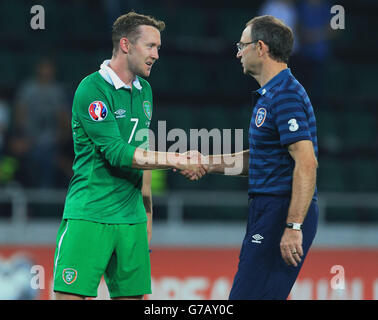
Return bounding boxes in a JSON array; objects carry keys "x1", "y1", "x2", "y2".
[{"x1": 255, "y1": 107, "x2": 267, "y2": 127}]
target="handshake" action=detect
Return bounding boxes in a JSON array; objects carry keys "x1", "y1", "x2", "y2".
[
  {"x1": 172, "y1": 150, "x2": 209, "y2": 181},
  {"x1": 133, "y1": 147, "x2": 244, "y2": 177}
]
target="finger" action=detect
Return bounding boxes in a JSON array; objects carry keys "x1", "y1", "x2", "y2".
[
  {"x1": 181, "y1": 169, "x2": 193, "y2": 176},
  {"x1": 190, "y1": 174, "x2": 199, "y2": 181},
  {"x1": 194, "y1": 170, "x2": 203, "y2": 179},
  {"x1": 193, "y1": 165, "x2": 205, "y2": 175},
  {"x1": 183, "y1": 170, "x2": 195, "y2": 179},
  {"x1": 280, "y1": 245, "x2": 290, "y2": 266},
  {"x1": 184, "y1": 173, "x2": 194, "y2": 180},
  {"x1": 288, "y1": 254, "x2": 298, "y2": 267},
  {"x1": 281, "y1": 245, "x2": 297, "y2": 267},
  {"x1": 192, "y1": 171, "x2": 200, "y2": 179},
  {"x1": 288, "y1": 246, "x2": 300, "y2": 266},
  {"x1": 199, "y1": 166, "x2": 207, "y2": 176},
  {"x1": 293, "y1": 244, "x2": 303, "y2": 264},
  {"x1": 292, "y1": 249, "x2": 302, "y2": 264},
  {"x1": 199, "y1": 167, "x2": 207, "y2": 177},
  {"x1": 297, "y1": 244, "x2": 304, "y2": 257}
]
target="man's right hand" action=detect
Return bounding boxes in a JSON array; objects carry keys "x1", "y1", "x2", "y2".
[{"x1": 174, "y1": 150, "x2": 208, "y2": 181}]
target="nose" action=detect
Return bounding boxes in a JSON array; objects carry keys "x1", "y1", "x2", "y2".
[
  {"x1": 152, "y1": 48, "x2": 159, "y2": 60},
  {"x1": 236, "y1": 50, "x2": 242, "y2": 59}
]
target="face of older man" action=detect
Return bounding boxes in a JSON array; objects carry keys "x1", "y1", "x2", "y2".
[{"x1": 236, "y1": 25, "x2": 261, "y2": 77}]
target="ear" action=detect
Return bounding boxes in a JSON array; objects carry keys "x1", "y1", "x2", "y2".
[
  {"x1": 119, "y1": 37, "x2": 130, "y2": 54},
  {"x1": 257, "y1": 40, "x2": 268, "y2": 57}
]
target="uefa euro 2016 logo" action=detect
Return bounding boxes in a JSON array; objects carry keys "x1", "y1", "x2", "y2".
[{"x1": 89, "y1": 101, "x2": 108, "y2": 121}]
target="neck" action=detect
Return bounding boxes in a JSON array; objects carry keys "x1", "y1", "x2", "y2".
[
  {"x1": 254, "y1": 61, "x2": 287, "y2": 88},
  {"x1": 108, "y1": 54, "x2": 135, "y2": 87}
]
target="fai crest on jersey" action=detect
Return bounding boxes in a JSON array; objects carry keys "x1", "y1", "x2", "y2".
[
  {"x1": 62, "y1": 268, "x2": 77, "y2": 285},
  {"x1": 143, "y1": 101, "x2": 152, "y2": 120},
  {"x1": 89, "y1": 101, "x2": 108, "y2": 121},
  {"x1": 255, "y1": 107, "x2": 267, "y2": 127}
]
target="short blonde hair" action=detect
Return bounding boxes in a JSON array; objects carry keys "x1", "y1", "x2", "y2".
[{"x1": 112, "y1": 12, "x2": 165, "y2": 55}]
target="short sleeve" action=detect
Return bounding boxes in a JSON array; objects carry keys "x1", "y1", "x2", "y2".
[{"x1": 273, "y1": 91, "x2": 312, "y2": 146}]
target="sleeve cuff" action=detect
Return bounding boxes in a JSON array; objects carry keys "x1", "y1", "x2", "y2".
[
  {"x1": 122, "y1": 144, "x2": 137, "y2": 168},
  {"x1": 281, "y1": 136, "x2": 312, "y2": 147}
]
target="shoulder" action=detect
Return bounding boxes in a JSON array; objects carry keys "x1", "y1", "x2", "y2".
[
  {"x1": 74, "y1": 72, "x2": 108, "y2": 101},
  {"x1": 73, "y1": 72, "x2": 109, "y2": 110},
  {"x1": 272, "y1": 77, "x2": 307, "y2": 107},
  {"x1": 76, "y1": 72, "x2": 103, "y2": 95},
  {"x1": 269, "y1": 80, "x2": 309, "y2": 120}
]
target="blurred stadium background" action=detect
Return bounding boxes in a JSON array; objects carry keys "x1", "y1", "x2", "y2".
[{"x1": 0, "y1": 0, "x2": 377, "y2": 300}]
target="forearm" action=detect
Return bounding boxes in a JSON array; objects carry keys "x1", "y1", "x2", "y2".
[
  {"x1": 287, "y1": 163, "x2": 317, "y2": 223},
  {"x1": 207, "y1": 149, "x2": 249, "y2": 176},
  {"x1": 145, "y1": 196, "x2": 153, "y2": 244},
  {"x1": 142, "y1": 170, "x2": 153, "y2": 245},
  {"x1": 146, "y1": 211, "x2": 152, "y2": 246},
  {"x1": 143, "y1": 194, "x2": 153, "y2": 214},
  {"x1": 132, "y1": 148, "x2": 180, "y2": 170}
]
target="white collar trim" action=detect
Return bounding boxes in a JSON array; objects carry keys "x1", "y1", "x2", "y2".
[{"x1": 99, "y1": 59, "x2": 142, "y2": 90}]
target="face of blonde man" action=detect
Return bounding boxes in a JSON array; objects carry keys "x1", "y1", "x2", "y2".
[{"x1": 126, "y1": 25, "x2": 161, "y2": 78}]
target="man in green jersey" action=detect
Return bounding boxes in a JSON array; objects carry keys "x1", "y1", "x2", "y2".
[{"x1": 53, "y1": 12, "x2": 206, "y2": 300}]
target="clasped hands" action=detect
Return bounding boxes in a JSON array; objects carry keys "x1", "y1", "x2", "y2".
[{"x1": 172, "y1": 150, "x2": 208, "y2": 181}]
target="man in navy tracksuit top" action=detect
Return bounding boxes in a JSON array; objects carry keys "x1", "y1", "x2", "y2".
[
  {"x1": 231, "y1": 15, "x2": 318, "y2": 300},
  {"x1": 195, "y1": 15, "x2": 319, "y2": 299}
]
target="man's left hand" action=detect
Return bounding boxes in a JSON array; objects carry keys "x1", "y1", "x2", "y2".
[{"x1": 280, "y1": 228, "x2": 303, "y2": 267}]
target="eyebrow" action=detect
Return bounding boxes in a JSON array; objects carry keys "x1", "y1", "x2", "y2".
[{"x1": 146, "y1": 41, "x2": 161, "y2": 48}]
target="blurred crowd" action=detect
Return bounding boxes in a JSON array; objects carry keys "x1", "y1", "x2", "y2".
[
  {"x1": 0, "y1": 58, "x2": 73, "y2": 189},
  {"x1": 259, "y1": 0, "x2": 332, "y2": 97}
]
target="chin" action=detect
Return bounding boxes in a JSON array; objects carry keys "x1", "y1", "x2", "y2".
[
  {"x1": 244, "y1": 66, "x2": 257, "y2": 76},
  {"x1": 140, "y1": 69, "x2": 151, "y2": 78},
  {"x1": 134, "y1": 66, "x2": 150, "y2": 78}
]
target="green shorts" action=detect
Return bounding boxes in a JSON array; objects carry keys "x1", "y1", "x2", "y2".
[{"x1": 53, "y1": 219, "x2": 151, "y2": 298}]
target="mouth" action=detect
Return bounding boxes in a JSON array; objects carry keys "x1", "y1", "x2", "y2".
[{"x1": 146, "y1": 61, "x2": 153, "y2": 67}]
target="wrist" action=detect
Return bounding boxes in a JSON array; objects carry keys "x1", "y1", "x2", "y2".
[
  {"x1": 206, "y1": 155, "x2": 215, "y2": 173},
  {"x1": 208, "y1": 155, "x2": 225, "y2": 174},
  {"x1": 167, "y1": 152, "x2": 182, "y2": 170},
  {"x1": 286, "y1": 222, "x2": 302, "y2": 230}
]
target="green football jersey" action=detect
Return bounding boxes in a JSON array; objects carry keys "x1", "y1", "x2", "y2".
[{"x1": 63, "y1": 68, "x2": 153, "y2": 224}]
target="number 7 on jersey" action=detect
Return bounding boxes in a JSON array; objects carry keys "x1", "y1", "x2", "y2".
[{"x1": 128, "y1": 118, "x2": 139, "y2": 143}]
